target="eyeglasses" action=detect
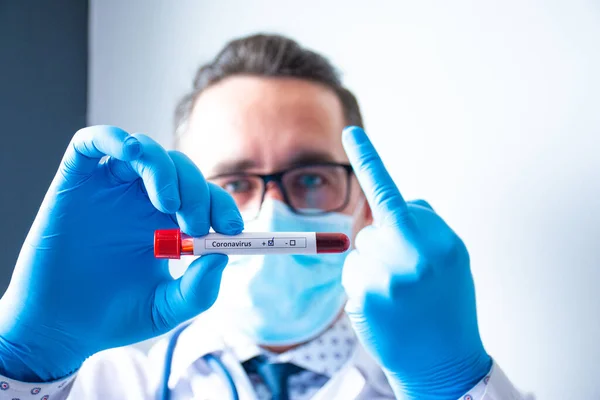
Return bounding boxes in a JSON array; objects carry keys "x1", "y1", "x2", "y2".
[{"x1": 208, "y1": 162, "x2": 354, "y2": 221}]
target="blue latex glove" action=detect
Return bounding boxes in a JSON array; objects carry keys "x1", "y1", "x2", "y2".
[
  {"x1": 0, "y1": 126, "x2": 243, "y2": 382},
  {"x1": 341, "y1": 126, "x2": 492, "y2": 399}
]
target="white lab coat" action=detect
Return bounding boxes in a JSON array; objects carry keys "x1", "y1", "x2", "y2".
[
  {"x1": 61, "y1": 315, "x2": 529, "y2": 400},
  {"x1": 0, "y1": 318, "x2": 530, "y2": 399},
  {"x1": 69, "y1": 321, "x2": 395, "y2": 399}
]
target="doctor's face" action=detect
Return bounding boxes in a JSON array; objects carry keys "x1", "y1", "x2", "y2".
[{"x1": 179, "y1": 75, "x2": 370, "y2": 231}]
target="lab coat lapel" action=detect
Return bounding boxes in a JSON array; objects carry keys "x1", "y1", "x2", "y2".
[
  {"x1": 214, "y1": 349, "x2": 259, "y2": 400},
  {"x1": 165, "y1": 340, "x2": 259, "y2": 400},
  {"x1": 310, "y1": 344, "x2": 367, "y2": 400},
  {"x1": 149, "y1": 315, "x2": 258, "y2": 400},
  {"x1": 310, "y1": 342, "x2": 394, "y2": 400},
  {"x1": 311, "y1": 363, "x2": 366, "y2": 400}
]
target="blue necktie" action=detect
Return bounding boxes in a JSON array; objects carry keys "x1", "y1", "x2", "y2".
[{"x1": 243, "y1": 355, "x2": 304, "y2": 400}]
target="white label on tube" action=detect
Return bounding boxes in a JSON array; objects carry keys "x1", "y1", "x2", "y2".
[{"x1": 192, "y1": 232, "x2": 317, "y2": 255}]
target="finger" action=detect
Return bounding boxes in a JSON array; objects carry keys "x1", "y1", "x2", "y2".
[
  {"x1": 408, "y1": 199, "x2": 434, "y2": 211},
  {"x1": 354, "y1": 225, "x2": 421, "y2": 275},
  {"x1": 102, "y1": 136, "x2": 180, "y2": 214},
  {"x1": 342, "y1": 250, "x2": 391, "y2": 303},
  {"x1": 153, "y1": 254, "x2": 228, "y2": 331},
  {"x1": 208, "y1": 183, "x2": 244, "y2": 235},
  {"x1": 104, "y1": 157, "x2": 138, "y2": 184},
  {"x1": 121, "y1": 134, "x2": 180, "y2": 214},
  {"x1": 168, "y1": 150, "x2": 211, "y2": 236},
  {"x1": 61, "y1": 125, "x2": 142, "y2": 178},
  {"x1": 342, "y1": 126, "x2": 409, "y2": 227}
]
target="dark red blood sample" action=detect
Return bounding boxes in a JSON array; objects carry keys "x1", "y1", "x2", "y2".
[{"x1": 316, "y1": 233, "x2": 351, "y2": 253}]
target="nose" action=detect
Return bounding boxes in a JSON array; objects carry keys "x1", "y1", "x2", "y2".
[{"x1": 263, "y1": 181, "x2": 285, "y2": 203}]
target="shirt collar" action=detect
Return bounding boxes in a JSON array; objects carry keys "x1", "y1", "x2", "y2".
[{"x1": 225, "y1": 315, "x2": 357, "y2": 377}]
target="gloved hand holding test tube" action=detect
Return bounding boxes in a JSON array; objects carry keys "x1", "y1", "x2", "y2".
[
  {"x1": 0, "y1": 125, "x2": 503, "y2": 400},
  {"x1": 154, "y1": 229, "x2": 350, "y2": 258}
]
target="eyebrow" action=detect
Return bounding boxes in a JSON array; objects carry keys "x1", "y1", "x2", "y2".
[
  {"x1": 286, "y1": 151, "x2": 339, "y2": 168},
  {"x1": 209, "y1": 159, "x2": 257, "y2": 177},
  {"x1": 209, "y1": 151, "x2": 340, "y2": 177}
]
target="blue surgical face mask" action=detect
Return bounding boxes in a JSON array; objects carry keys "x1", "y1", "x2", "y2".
[{"x1": 214, "y1": 199, "x2": 361, "y2": 346}]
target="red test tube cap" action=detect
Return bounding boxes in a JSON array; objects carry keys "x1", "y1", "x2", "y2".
[{"x1": 154, "y1": 229, "x2": 181, "y2": 259}]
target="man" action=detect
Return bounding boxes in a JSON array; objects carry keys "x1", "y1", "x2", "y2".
[{"x1": 0, "y1": 34, "x2": 529, "y2": 399}]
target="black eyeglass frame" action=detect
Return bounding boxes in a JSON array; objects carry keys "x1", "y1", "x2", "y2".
[{"x1": 208, "y1": 162, "x2": 354, "y2": 219}]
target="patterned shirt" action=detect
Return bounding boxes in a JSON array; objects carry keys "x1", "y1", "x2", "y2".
[{"x1": 239, "y1": 316, "x2": 357, "y2": 400}]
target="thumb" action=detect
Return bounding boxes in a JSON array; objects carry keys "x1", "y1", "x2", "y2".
[{"x1": 152, "y1": 254, "x2": 228, "y2": 332}]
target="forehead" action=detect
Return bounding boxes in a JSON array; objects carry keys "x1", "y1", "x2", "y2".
[{"x1": 179, "y1": 76, "x2": 348, "y2": 175}]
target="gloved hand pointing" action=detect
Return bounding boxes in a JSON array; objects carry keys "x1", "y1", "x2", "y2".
[
  {"x1": 341, "y1": 126, "x2": 492, "y2": 399},
  {"x1": 0, "y1": 126, "x2": 243, "y2": 382}
]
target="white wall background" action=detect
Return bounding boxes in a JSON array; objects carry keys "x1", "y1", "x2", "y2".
[{"x1": 90, "y1": 1, "x2": 600, "y2": 398}]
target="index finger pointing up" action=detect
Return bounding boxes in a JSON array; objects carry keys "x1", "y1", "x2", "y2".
[{"x1": 342, "y1": 126, "x2": 409, "y2": 226}]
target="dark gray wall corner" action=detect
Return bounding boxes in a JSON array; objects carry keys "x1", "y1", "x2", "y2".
[{"x1": 0, "y1": 1, "x2": 89, "y2": 294}]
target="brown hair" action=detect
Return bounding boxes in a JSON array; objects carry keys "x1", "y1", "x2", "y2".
[{"x1": 174, "y1": 34, "x2": 363, "y2": 138}]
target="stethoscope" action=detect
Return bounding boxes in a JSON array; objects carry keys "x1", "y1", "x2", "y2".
[{"x1": 160, "y1": 321, "x2": 240, "y2": 400}]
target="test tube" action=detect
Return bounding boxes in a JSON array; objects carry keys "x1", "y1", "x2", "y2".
[{"x1": 154, "y1": 229, "x2": 350, "y2": 259}]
